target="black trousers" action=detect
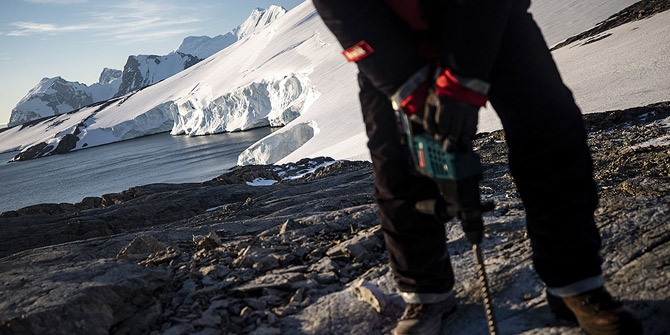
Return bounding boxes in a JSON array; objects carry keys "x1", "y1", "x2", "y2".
[{"x1": 359, "y1": 2, "x2": 602, "y2": 293}]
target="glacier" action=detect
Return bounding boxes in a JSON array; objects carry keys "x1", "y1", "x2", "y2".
[
  {"x1": 171, "y1": 72, "x2": 319, "y2": 136},
  {"x1": 238, "y1": 120, "x2": 319, "y2": 165}
]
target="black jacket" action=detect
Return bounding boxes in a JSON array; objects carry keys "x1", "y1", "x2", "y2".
[{"x1": 312, "y1": 0, "x2": 515, "y2": 95}]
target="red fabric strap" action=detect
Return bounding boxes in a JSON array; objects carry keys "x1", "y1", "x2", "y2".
[
  {"x1": 342, "y1": 41, "x2": 375, "y2": 62},
  {"x1": 435, "y1": 69, "x2": 488, "y2": 107},
  {"x1": 399, "y1": 80, "x2": 431, "y2": 115}
]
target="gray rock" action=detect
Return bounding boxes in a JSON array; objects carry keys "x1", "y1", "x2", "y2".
[
  {"x1": 199, "y1": 264, "x2": 232, "y2": 279},
  {"x1": 235, "y1": 272, "x2": 306, "y2": 294},
  {"x1": 308, "y1": 256, "x2": 339, "y2": 273},
  {"x1": 1, "y1": 104, "x2": 670, "y2": 334},
  {"x1": 250, "y1": 327, "x2": 282, "y2": 335},
  {"x1": 351, "y1": 280, "x2": 388, "y2": 313},
  {"x1": 163, "y1": 323, "x2": 195, "y2": 335},
  {"x1": 193, "y1": 231, "x2": 223, "y2": 250},
  {"x1": 279, "y1": 218, "x2": 304, "y2": 234},
  {"x1": 139, "y1": 246, "x2": 181, "y2": 266},
  {"x1": 326, "y1": 227, "x2": 382, "y2": 261}
]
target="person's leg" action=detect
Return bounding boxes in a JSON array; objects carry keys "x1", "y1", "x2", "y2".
[
  {"x1": 358, "y1": 72, "x2": 455, "y2": 296},
  {"x1": 487, "y1": 0, "x2": 602, "y2": 290},
  {"x1": 359, "y1": 72, "x2": 457, "y2": 334},
  {"x1": 487, "y1": 3, "x2": 642, "y2": 334},
  {"x1": 436, "y1": 0, "x2": 601, "y2": 290}
]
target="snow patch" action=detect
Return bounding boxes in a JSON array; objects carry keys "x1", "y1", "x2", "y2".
[
  {"x1": 630, "y1": 116, "x2": 670, "y2": 149},
  {"x1": 235, "y1": 158, "x2": 338, "y2": 187},
  {"x1": 633, "y1": 135, "x2": 670, "y2": 148},
  {"x1": 237, "y1": 120, "x2": 319, "y2": 165},
  {"x1": 281, "y1": 159, "x2": 337, "y2": 180},
  {"x1": 661, "y1": 116, "x2": 670, "y2": 128},
  {"x1": 246, "y1": 178, "x2": 278, "y2": 186},
  {"x1": 171, "y1": 73, "x2": 318, "y2": 136}
]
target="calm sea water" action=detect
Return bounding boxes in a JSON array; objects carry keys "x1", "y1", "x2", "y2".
[{"x1": 0, "y1": 128, "x2": 272, "y2": 213}]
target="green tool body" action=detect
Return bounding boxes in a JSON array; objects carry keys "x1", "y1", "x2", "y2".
[{"x1": 397, "y1": 111, "x2": 499, "y2": 335}]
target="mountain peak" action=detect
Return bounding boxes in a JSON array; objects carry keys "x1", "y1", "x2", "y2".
[
  {"x1": 98, "y1": 68, "x2": 122, "y2": 85},
  {"x1": 233, "y1": 5, "x2": 287, "y2": 40},
  {"x1": 176, "y1": 6, "x2": 287, "y2": 60}
]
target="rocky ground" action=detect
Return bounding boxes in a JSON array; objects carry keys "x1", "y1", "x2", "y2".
[{"x1": 0, "y1": 101, "x2": 668, "y2": 335}]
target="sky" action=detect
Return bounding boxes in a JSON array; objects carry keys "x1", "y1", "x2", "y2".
[{"x1": 0, "y1": 0, "x2": 306, "y2": 126}]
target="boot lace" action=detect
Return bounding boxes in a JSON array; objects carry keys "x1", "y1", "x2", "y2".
[{"x1": 399, "y1": 304, "x2": 425, "y2": 320}]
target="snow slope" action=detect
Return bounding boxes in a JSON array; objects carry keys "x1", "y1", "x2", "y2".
[
  {"x1": 0, "y1": 0, "x2": 667, "y2": 166},
  {"x1": 529, "y1": 0, "x2": 640, "y2": 46},
  {"x1": 552, "y1": 10, "x2": 670, "y2": 113},
  {"x1": 239, "y1": 0, "x2": 670, "y2": 165}
]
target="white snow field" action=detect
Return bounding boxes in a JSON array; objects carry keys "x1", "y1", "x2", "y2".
[
  {"x1": 0, "y1": 0, "x2": 667, "y2": 166},
  {"x1": 552, "y1": 10, "x2": 670, "y2": 114},
  {"x1": 529, "y1": 0, "x2": 640, "y2": 46}
]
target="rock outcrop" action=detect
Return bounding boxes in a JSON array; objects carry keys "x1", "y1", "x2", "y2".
[
  {"x1": 114, "y1": 53, "x2": 201, "y2": 97},
  {"x1": 1, "y1": 102, "x2": 668, "y2": 334}
]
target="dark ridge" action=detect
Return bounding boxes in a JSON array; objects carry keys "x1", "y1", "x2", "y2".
[{"x1": 551, "y1": 0, "x2": 670, "y2": 50}]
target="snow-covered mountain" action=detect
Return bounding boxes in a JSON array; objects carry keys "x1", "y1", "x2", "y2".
[
  {"x1": 117, "y1": 5, "x2": 288, "y2": 97},
  {"x1": 176, "y1": 6, "x2": 287, "y2": 59},
  {"x1": 234, "y1": 5, "x2": 287, "y2": 40},
  {"x1": 6, "y1": 6, "x2": 287, "y2": 128},
  {"x1": 7, "y1": 69, "x2": 121, "y2": 127},
  {"x1": 175, "y1": 35, "x2": 237, "y2": 61},
  {"x1": 0, "y1": 0, "x2": 667, "y2": 166},
  {"x1": 90, "y1": 68, "x2": 124, "y2": 101}
]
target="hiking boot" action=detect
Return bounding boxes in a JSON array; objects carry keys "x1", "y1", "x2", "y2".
[
  {"x1": 393, "y1": 294, "x2": 456, "y2": 335},
  {"x1": 547, "y1": 287, "x2": 643, "y2": 335}
]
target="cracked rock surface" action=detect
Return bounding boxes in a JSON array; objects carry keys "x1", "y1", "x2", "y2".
[{"x1": 1, "y1": 102, "x2": 669, "y2": 335}]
